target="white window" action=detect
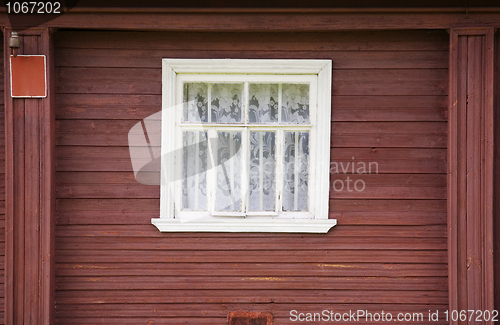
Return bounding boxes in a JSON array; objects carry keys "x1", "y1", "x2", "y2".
[{"x1": 152, "y1": 59, "x2": 336, "y2": 233}]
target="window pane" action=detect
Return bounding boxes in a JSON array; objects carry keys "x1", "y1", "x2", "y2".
[
  {"x1": 182, "y1": 131, "x2": 208, "y2": 210},
  {"x1": 211, "y1": 83, "x2": 243, "y2": 123},
  {"x1": 216, "y1": 131, "x2": 242, "y2": 211},
  {"x1": 282, "y1": 84, "x2": 309, "y2": 124},
  {"x1": 248, "y1": 84, "x2": 278, "y2": 123},
  {"x1": 183, "y1": 83, "x2": 208, "y2": 122},
  {"x1": 283, "y1": 131, "x2": 309, "y2": 211},
  {"x1": 249, "y1": 131, "x2": 276, "y2": 211}
]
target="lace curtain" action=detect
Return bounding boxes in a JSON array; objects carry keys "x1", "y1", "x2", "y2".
[{"x1": 181, "y1": 82, "x2": 310, "y2": 212}]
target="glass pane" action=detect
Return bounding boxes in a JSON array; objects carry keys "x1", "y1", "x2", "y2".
[
  {"x1": 182, "y1": 131, "x2": 208, "y2": 210},
  {"x1": 216, "y1": 131, "x2": 242, "y2": 211},
  {"x1": 248, "y1": 84, "x2": 278, "y2": 123},
  {"x1": 249, "y1": 132, "x2": 276, "y2": 211},
  {"x1": 183, "y1": 83, "x2": 208, "y2": 122},
  {"x1": 211, "y1": 83, "x2": 243, "y2": 123},
  {"x1": 283, "y1": 131, "x2": 309, "y2": 211},
  {"x1": 282, "y1": 84, "x2": 310, "y2": 124}
]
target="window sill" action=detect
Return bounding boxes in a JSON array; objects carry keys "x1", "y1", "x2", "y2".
[{"x1": 151, "y1": 218, "x2": 337, "y2": 233}]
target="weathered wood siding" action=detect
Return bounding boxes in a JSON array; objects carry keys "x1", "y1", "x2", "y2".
[
  {"x1": 0, "y1": 36, "x2": 4, "y2": 325},
  {"x1": 54, "y1": 30, "x2": 448, "y2": 324},
  {"x1": 495, "y1": 31, "x2": 500, "y2": 314}
]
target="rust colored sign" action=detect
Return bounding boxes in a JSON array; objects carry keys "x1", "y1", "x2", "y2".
[{"x1": 10, "y1": 55, "x2": 47, "y2": 98}]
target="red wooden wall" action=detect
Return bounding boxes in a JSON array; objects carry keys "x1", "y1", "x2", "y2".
[
  {"x1": 53, "y1": 30, "x2": 448, "y2": 324},
  {"x1": 495, "y1": 31, "x2": 500, "y2": 314},
  {"x1": 0, "y1": 35, "x2": 5, "y2": 325}
]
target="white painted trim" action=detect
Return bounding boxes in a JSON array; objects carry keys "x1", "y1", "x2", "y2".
[
  {"x1": 159, "y1": 58, "x2": 334, "y2": 232},
  {"x1": 152, "y1": 218, "x2": 337, "y2": 233},
  {"x1": 10, "y1": 55, "x2": 47, "y2": 98},
  {"x1": 165, "y1": 59, "x2": 330, "y2": 75},
  {"x1": 160, "y1": 60, "x2": 177, "y2": 220},
  {"x1": 315, "y1": 60, "x2": 332, "y2": 219}
]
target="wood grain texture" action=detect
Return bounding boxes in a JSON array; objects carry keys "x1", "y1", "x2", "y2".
[
  {"x1": 54, "y1": 30, "x2": 449, "y2": 324},
  {"x1": 4, "y1": 29, "x2": 55, "y2": 325},
  {"x1": 448, "y1": 28, "x2": 495, "y2": 324},
  {"x1": 21, "y1": 11, "x2": 500, "y2": 31},
  {"x1": 494, "y1": 30, "x2": 500, "y2": 315},
  {"x1": 0, "y1": 34, "x2": 4, "y2": 325}
]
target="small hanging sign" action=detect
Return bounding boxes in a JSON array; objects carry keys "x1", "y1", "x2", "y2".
[{"x1": 10, "y1": 55, "x2": 47, "y2": 98}]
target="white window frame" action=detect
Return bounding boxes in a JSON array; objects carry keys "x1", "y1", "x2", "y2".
[{"x1": 152, "y1": 59, "x2": 336, "y2": 233}]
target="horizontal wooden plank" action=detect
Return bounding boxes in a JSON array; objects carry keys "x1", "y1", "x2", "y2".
[
  {"x1": 56, "y1": 48, "x2": 448, "y2": 69},
  {"x1": 330, "y1": 211, "x2": 446, "y2": 226},
  {"x1": 56, "y1": 94, "x2": 160, "y2": 120},
  {"x1": 54, "y1": 303, "x2": 449, "y2": 320},
  {"x1": 53, "y1": 316, "x2": 448, "y2": 325},
  {"x1": 332, "y1": 69, "x2": 447, "y2": 97},
  {"x1": 55, "y1": 146, "x2": 447, "y2": 173},
  {"x1": 57, "y1": 104, "x2": 447, "y2": 123},
  {"x1": 56, "y1": 172, "x2": 446, "y2": 200},
  {"x1": 329, "y1": 174, "x2": 446, "y2": 199},
  {"x1": 56, "y1": 146, "x2": 134, "y2": 172},
  {"x1": 41, "y1": 10, "x2": 500, "y2": 31},
  {"x1": 55, "y1": 67, "x2": 446, "y2": 96},
  {"x1": 55, "y1": 249, "x2": 447, "y2": 264},
  {"x1": 56, "y1": 198, "x2": 159, "y2": 212},
  {"x1": 332, "y1": 95, "x2": 447, "y2": 108},
  {"x1": 331, "y1": 148, "x2": 446, "y2": 174},
  {"x1": 333, "y1": 107, "x2": 447, "y2": 122},
  {"x1": 334, "y1": 82, "x2": 446, "y2": 96},
  {"x1": 55, "y1": 67, "x2": 161, "y2": 95},
  {"x1": 56, "y1": 210, "x2": 446, "y2": 226},
  {"x1": 56, "y1": 120, "x2": 447, "y2": 147},
  {"x1": 54, "y1": 289, "x2": 448, "y2": 304},
  {"x1": 56, "y1": 210, "x2": 155, "y2": 225},
  {"x1": 55, "y1": 225, "x2": 446, "y2": 238},
  {"x1": 56, "y1": 119, "x2": 148, "y2": 146},
  {"x1": 56, "y1": 171, "x2": 159, "y2": 199},
  {"x1": 55, "y1": 236, "x2": 447, "y2": 250},
  {"x1": 331, "y1": 135, "x2": 446, "y2": 148},
  {"x1": 55, "y1": 198, "x2": 446, "y2": 225},
  {"x1": 330, "y1": 198, "x2": 445, "y2": 213},
  {"x1": 56, "y1": 185, "x2": 159, "y2": 199},
  {"x1": 332, "y1": 122, "x2": 447, "y2": 134},
  {"x1": 56, "y1": 94, "x2": 447, "y2": 122},
  {"x1": 55, "y1": 262, "x2": 447, "y2": 277},
  {"x1": 54, "y1": 30, "x2": 449, "y2": 51},
  {"x1": 56, "y1": 318, "x2": 226, "y2": 324},
  {"x1": 331, "y1": 122, "x2": 447, "y2": 148},
  {"x1": 55, "y1": 276, "x2": 447, "y2": 290}
]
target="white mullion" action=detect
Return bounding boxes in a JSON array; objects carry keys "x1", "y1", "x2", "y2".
[
  {"x1": 244, "y1": 82, "x2": 249, "y2": 124},
  {"x1": 278, "y1": 83, "x2": 282, "y2": 123},
  {"x1": 181, "y1": 124, "x2": 311, "y2": 130},
  {"x1": 208, "y1": 83, "x2": 212, "y2": 123},
  {"x1": 207, "y1": 128, "x2": 217, "y2": 214},
  {"x1": 276, "y1": 130, "x2": 283, "y2": 214},
  {"x1": 229, "y1": 132, "x2": 235, "y2": 211},
  {"x1": 294, "y1": 131, "x2": 299, "y2": 211},
  {"x1": 242, "y1": 82, "x2": 249, "y2": 214},
  {"x1": 173, "y1": 78, "x2": 182, "y2": 216},
  {"x1": 259, "y1": 131, "x2": 264, "y2": 211},
  {"x1": 241, "y1": 128, "x2": 248, "y2": 215},
  {"x1": 194, "y1": 131, "x2": 200, "y2": 210}
]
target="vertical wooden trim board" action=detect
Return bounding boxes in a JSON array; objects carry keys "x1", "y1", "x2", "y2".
[
  {"x1": 495, "y1": 29, "x2": 500, "y2": 315},
  {"x1": 3, "y1": 28, "x2": 55, "y2": 325},
  {"x1": 448, "y1": 28, "x2": 495, "y2": 324}
]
